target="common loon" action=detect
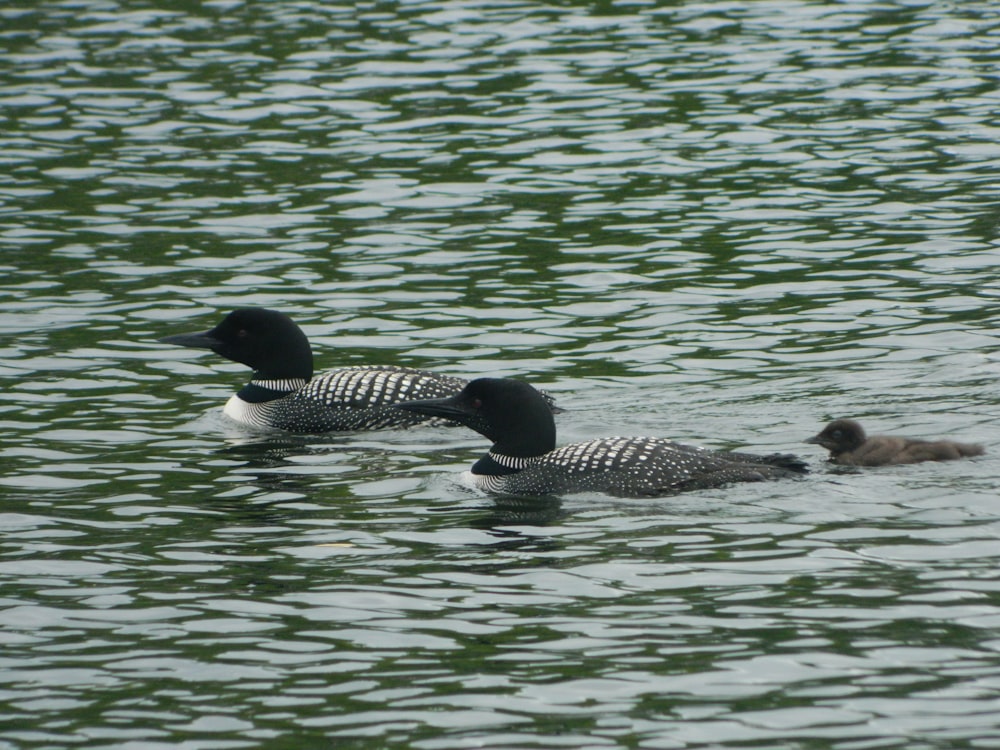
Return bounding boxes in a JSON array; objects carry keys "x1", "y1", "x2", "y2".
[
  {"x1": 159, "y1": 308, "x2": 554, "y2": 433},
  {"x1": 806, "y1": 419, "x2": 984, "y2": 466},
  {"x1": 397, "y1": 377, "x2": 808, "y2": 498}
]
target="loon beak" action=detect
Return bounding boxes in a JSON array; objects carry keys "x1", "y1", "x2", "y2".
[
  {"x1": 396, "y1": 393, "x2": 468, "y2": 422},
  {"x1": 159, "y1": 329, "x2": 222, "y2": 351},
  {"x1": 804, "y1": 435, "x2": 821, "y2": 445}
]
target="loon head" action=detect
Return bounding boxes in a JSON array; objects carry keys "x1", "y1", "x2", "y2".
[
  {"x1": 398, "y1": 377, "x2": 556, "y2": 459},
  {"x1": 159, "y1": 308, "x2": 314, "y2": 381},
  {"x1": 806, "y1": 418, "x2": 866, "y2": 453}
]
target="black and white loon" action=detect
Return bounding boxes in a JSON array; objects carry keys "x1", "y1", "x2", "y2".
[
  {"x1": 398, "y1": 377, "x2": 808, "y2": 498},
  {"x1": 159, "y1": 308, "x2": 554, "y2": 433}
]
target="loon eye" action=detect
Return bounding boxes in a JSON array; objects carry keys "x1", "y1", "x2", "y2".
[
  {"x1": 472, "y1": 398, "x2": 483, "y2": 409},
  {"x1": 237, "y1": 329, "x2": 249, "y2": 338},
  {"x1": 831, "y1": 430, "x2": 842, "y2": 439}
]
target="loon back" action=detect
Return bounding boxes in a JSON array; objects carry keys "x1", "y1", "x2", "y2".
[
  {"x1": 227, "y1": 364, "x2": 469, "y2": 432},
  {"x1": 159, "y1": 308, "x2": 558, "y2": 433},
  {"x1": 397, "y1": 377, "x2": 808, "y2": 499},
  {"x1": 476, "y1": 436, "x2": 806, "y2": 498}
]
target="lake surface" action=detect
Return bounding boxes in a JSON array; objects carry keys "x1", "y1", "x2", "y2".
[{"x1": 2, "y1": 1, "x2": 1000, "y2": 747}]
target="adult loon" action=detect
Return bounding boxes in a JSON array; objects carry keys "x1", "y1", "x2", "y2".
[
  {"x1": 159, "y1": 308, "x2": 554, "y2": 433},
  {"x1": 806, "y1": 419, "x2": 984, "y2": 466},
  {"x1": 397, "y1": 377, "x2": 808, "y2": 498}
]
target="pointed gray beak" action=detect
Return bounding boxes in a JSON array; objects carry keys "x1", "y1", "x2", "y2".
[
  {"x1": 396, "y1": 393, "x2": 468, "y2": 421},
  {"x1": 159, "y1": 330, "x2": 221, "y2": 351}
]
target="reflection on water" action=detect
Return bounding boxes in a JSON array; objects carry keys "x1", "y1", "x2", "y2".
[{"x1": 2, "y1": 0, "x2": 1000, "y2": 748}]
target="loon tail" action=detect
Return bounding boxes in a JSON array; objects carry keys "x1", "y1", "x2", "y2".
[
  {"x1": 720, "y1": 450, "x2": 809, "y2": 474},
  {"x1": 761, "y1": 453, "x2": 810, "y2": 474}
]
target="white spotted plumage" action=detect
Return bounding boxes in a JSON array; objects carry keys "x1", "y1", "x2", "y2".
[
  {"x1": 480, "y1": 436, "x2": 796, "y2": 497},
  {"x1": 226, "y1": 365, "x2": 467, "y2": 432}
]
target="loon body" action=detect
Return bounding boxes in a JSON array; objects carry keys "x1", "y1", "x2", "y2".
[
  {"x1": 806, "y1": 419, "x2": 984, "y2": 466},
  {"x1": 398, "y1": 378, "x2": 808, "y2": 498},
  {"x1": 160, "y1": 308, "x2": 484, "y2": 432}
]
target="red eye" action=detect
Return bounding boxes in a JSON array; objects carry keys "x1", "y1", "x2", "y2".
[
  {"x1": 237, "y1": 329, "x2": 248, "y2": 338},
  {"x1": 472, "y1": 398, "x2": 483, "y2": 409}
]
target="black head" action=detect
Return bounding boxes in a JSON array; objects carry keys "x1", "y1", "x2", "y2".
[
  {"x1": 806, "y1": 419, "x2": 867, "y2": 453},
  {"x1": 159, "y1": 308, "x2": 313, "y2": 380},
  {"x1": 397, "y1": 377, "x2": 557, "y2": 458}
]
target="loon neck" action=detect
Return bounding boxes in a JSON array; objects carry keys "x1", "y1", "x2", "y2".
[
  {"x1": 471, "y1": 450, "x2": 537, "y2": 477},
  {"x1": 238, "y1": 377, "x2": 308, "y2": 404}
]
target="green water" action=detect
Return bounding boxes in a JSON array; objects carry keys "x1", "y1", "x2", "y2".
[{"x1": 2, "y1": 1, "x2": 1000, "y2": 748}]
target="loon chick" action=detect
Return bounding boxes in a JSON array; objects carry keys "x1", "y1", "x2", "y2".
[
  {"x1": 159, "y1": 308, "x2": 513, "y2": 432},
  {"x1": 806, "y1": 418, "x2": 984, "y2": 466},
  {"x1": 397, "y1": 377, "x2": 808, "y2": 498}
]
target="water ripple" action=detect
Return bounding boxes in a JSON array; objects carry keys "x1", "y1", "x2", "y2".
[{"x1": 2, "y1": 0, "x2": 1000, "y2": 748}]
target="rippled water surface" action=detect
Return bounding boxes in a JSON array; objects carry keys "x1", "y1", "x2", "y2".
[{"x1": 3, "y1": 1, "x2": 1000, "y2": 747}]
